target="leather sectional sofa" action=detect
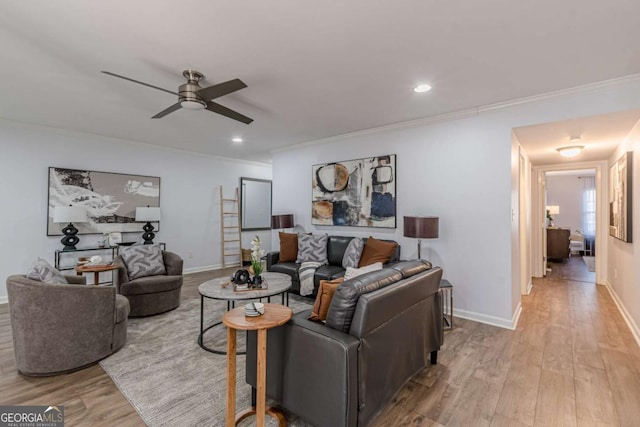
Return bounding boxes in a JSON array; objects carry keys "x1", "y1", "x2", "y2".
[
  {"x1": 266, "y1": 235, "x2": 401, "y2": 296},
  {"x1": 246, "y1": 260, "x2": 443, "y2": 427}
]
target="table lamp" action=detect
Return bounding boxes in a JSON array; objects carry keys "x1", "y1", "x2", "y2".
[
  {"x1": 53, "y1": 205, "x2": 88, "y2": 250},
  {"x1": 403, "y1": 216, "x2": 439, "y2": 259},
  {"x1": 271, "y1": 214, "x2": 294, "y2": 231},
  {"x1": 135, "y1": 206, "x2": 161, "y2": 244}
]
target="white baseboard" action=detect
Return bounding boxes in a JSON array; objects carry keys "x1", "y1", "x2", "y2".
[
  {"x1": 453, "y1": 304, "x2": 521, "y2": 330},
  {"x1": 0, "y1": 296, "x2": 7, "y2": 305},
  {"x1": 184, "y1": 264, "x2": 222, "y2": 275},
  {"x1": 526, "y1": 280, "x2": 533, "y2": 295},
  {"x1": 604, "y1": 280, "x2": 640, "y2": 348}
]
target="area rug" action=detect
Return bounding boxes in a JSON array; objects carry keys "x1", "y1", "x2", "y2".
[
  {"x1": 582, "y1": 256, "x2": 596, "y2": 272},
  {"x1": 100, "y1": 295, "x2": 313, "y2": 427}
]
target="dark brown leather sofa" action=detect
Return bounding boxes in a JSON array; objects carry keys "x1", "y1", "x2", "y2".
[
  {"x1": 246, "y1": 260, "x2": 443, "y2": 427},
  {"x1": 266, "y1": 236, "x2": 401, "y2": 296}
]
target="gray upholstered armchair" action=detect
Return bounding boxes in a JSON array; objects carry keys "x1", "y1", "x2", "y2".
[
  {"x1": 7, "y1": 274, "x2": 129, "y2": 376},
  {"x1": 113, "y1": 251, "x2": 184, "y2": 317}
]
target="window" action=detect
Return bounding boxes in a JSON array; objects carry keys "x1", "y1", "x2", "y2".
[{"x1": 582, "y1": 176, "x2": 596, "y2": 236}]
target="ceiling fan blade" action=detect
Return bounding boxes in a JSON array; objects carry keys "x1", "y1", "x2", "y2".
[
  {"x1": 152, "y1": 102, "x2": 182, "y2": 119},
  {"x1": 101, "y1": 71, "x2": 178, "y2": 96},
  {"x1": 196, "y1": 78, "x2": 247, "y2": 101},
  {"x1": 206, "y1": 101, "x2": 253, "y2": 124}
]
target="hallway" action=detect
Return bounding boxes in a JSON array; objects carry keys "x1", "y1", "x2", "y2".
[{"x1": 547, "y1": 256, "x2": 596, "y2": 284}]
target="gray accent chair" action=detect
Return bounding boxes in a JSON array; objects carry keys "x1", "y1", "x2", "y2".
[
  {"x1": 7, "y1": 274, "x2": 129, "y2": 376},
  {"x1": 113, "y1": 251, "x2": 183, "y2": 317},
  {"x1": 246, "y1": 260, "x2": 443, "y2": 427}
]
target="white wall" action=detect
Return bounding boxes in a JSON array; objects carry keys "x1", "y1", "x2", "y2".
[
  {"x1": 272, "y1": 77, "x2": 640, "y2": 329},
  {"x1": 0, "y1": 120, "x2": 272, "y2": 300},
  {"x1": 546, "y1": 174, "x2": 585, "y2": 232},
  {"x1": 607, "y1": 118, "x2": 640, "y2": 343}
]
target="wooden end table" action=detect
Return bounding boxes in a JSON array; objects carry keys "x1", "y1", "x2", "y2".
[
  {"x1": 222, "y1": 303, "x2": 292, "y2": 427},
  {"x1": 75, "y1": 264, "x2": 117, "y2": 285}
]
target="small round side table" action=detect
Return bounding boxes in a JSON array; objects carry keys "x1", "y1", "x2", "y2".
[
  {"x1": 222, "y1": 303, "x2": 292, "y2": 427},
  {"x1": 75, "y1": 264, "x2": 117, "y2": 285}
]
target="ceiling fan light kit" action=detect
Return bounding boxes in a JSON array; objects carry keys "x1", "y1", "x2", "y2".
[{"x1": 101, "y1": 69, "x2": 253, "y2": 124}]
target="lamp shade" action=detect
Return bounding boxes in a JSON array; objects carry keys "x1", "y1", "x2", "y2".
[
  {"x1": 135, "y1": 207, "x2": 161, "y2": 222},
  {"x1": 403, "y1": 216, "x2": 439, "y2": 239},
  {"x1": 546, "y1": 205, "x2": 560, "y2": 215},
  {"x1": 272, "y1": 214, "x2": 294, "y2": 229},
  {"x1": 53, "y1": 206, "x2": 87, "y2": 223}
]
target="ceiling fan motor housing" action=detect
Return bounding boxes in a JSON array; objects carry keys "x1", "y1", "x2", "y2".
[{"x1": 179, "y1": 70, "x2": 206, "y2": 109}]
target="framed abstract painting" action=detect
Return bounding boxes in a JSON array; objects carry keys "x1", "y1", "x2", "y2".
[
  {"x1": 609, "y1": 152, "x2": 633, "y2": 242},
  {"x1": 47, "y1": 167, "x2": 161, "y2": 235},
  {"x1": 312, "y1": 155, "x2": 396, "y2": 228}
]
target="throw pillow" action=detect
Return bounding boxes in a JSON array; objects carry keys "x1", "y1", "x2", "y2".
[
  {"x1": 26, "y1": 258, "x2": 68, "y2": 284},
  {"x1": 344, "y1": 262, "x2": 383, "y2": 280},
  {"x1": 309, "y1": 277, "x2": 344, "y2": 322},
  {"x1": 120, "y1": 244, "x2": 166, "y2": 280},
  {"x1": 278, "y1": 232, "x2": 299, "y2": 263},
  {"x1": 296, "y1": 234, "x2": 328, "y2": 264},
  {"x1": 358, "y1": 236, "x2": 398, "y2": 267},
  {"x1": 342, "y1": 237, "x2": 364, "y2": 269}
]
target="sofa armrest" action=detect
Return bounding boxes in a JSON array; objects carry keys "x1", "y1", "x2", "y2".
[
  {"x1": 163, "y1": 251, "x2": 183, "y2": 275},
  {"x1": 266, "y1": 251, "x2": 280, "y2": 270},
  {"x1": 112, "y1": 256, "x2": 129, "y2": 293},
  {"x1": 246, "y1": 310, "x2": 359, "y2": 427},
  {"x1": 64, "y1": 275, "x2": 87, "y2": 285}
]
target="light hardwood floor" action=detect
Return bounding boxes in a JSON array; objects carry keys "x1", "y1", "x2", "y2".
[{"x1": 2, "y1": 263, "x2": 639, "y2": 426}]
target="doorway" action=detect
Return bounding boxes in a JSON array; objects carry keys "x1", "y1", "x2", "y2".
[{"x1": 544, "y1": 169, "x2": 596, "y2": 283}]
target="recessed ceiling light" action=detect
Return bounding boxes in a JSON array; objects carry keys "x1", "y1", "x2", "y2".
[
  {"x1": 414, "y1": 84, "x2": 432, "y2": 93},
  {"x1": 556, "y1": 146, "x2": 584, "y2": 158},
  {"x1": 232, "y1": 137, "x2": 243, "y2": 143}
]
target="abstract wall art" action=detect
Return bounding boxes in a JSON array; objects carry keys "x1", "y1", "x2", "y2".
[
  {"x1": 48, "y1": 167, "x2": 161, "y2": 235},
  {"x1": 312, "y1": 155, "x2": 396, "y2": 228},
  {"x1": 609, "y1": 152, "x2": 633, "y2": 242}
]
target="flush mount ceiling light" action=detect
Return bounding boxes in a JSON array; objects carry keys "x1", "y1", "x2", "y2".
[
  {"x1": 414, "y1": 84, "x2": 432, "y2": 93},
  {"x1": 232, "y1": 137, "x2": 243, "y2": 143},
  {"x1": 557, "y1": 146, "x2": 584, "y2": 158}
]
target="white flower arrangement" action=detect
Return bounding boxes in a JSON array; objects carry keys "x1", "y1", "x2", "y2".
[{"x1": 251, "y1": 235, "x2": 265, "y2": 276}]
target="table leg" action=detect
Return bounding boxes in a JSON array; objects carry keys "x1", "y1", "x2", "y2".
[
  {"x1": 226, "y1": 327, "x2": 237, "y2": 427},
  {"x1": 94, "y1": 272, "x2": 100, "y2": 286},
  {"x1": 256, "y1": 328, "x2": 267, "y2": 427}
]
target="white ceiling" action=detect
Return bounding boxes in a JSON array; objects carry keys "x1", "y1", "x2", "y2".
[
  {"x1": 514, "y1": 109, "x2": 640, "y2": 165},
  {"x1": 2, "y1": 1, "x2": 640, "y2": 163}
]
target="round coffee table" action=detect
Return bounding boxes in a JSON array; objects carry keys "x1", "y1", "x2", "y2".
[{"x1": 198, "y1": 271, "x2": 292, "y2": 354}]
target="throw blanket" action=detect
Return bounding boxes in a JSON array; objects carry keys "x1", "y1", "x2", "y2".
[{"x1": 299, "y1": 261, "x2": 323, "y2": 296}]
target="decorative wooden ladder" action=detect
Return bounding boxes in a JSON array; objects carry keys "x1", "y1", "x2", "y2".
[{"x1": 219, "y1": 185, "x2": 242, "y2": 268}]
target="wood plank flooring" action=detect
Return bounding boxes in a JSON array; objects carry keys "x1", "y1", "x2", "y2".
[{"x1": 2, "y1": 261, "x2": 639, "y2": 426}]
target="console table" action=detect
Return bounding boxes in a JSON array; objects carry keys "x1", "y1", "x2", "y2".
[{"x1": 440, "y1": 279, "x2": 453, "y2": 330}]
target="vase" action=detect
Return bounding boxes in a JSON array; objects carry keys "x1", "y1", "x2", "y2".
[{"x1": 253, "y1": 275, "x2": 263, "y2": 287}]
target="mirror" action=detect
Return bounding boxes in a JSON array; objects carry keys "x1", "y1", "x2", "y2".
[{"x1": 241, "y1": 177, "x2": 272, "y2": 230}]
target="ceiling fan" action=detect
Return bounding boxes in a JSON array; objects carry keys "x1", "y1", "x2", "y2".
[{"x1": 101, "y1": 69, "x2": 253, "y2": 124}]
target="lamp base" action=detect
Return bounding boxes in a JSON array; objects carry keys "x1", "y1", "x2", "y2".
[
  {"x1": 142, "y1": 222, "x2": 155, "y2": 245},
  {"x1": 60, "y1": 222, "x2": 80, "y2": 250}
]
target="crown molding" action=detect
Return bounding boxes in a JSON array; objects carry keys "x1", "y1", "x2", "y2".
[
  {"x1": 273, "y1": 73, "x2": 640, "y2": 154},
  {"x1": 0, "y1": 117, "x2": 273, "y2": 168}
]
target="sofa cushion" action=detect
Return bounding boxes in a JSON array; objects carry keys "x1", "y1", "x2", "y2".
[
  {"x1": 342, "y1": 237, "x2": 364, "y2": 268},
  {"x1": 119, "y1": 274, "x2": 182, "y2": 296},
  {"x1": 115, "y1": 294, "x2": 130, "y2": 323},
  {"x1": 344, "y1": 262, "x2": 383, "y2": 280},
  {"x1": 391, "y1": 259, "x2": 432, "y2": 278},
  {"x1": 327, "y1": 236, "x2": 354, "y2": 266},
  {"x1": 359, "y1": 237, "x2": 398, "y2": 267},
  {"x1": 315, "y1": 264, "x2": 347, "y2": 283},
  {"x1": 296, "y1": 234, "x2": 329, "y2": 264},
  {"x1": 326, "y1": 268, "x2": 403, "y2": 333},
  {"x1": 120, "y1": 245, "x2": 166, "y2": 280},
  {"x1": 278, "y1": 232, "x2": 299, "y2": 263},
  {"x1": 309, "y1": 277, "x2": 344, "y2": 322},
  {"x1": 269, "y1": 261, "x2": 299, "y2": 278},
  {"x1": 26, "y1": 258, "x2": 68, "y2": 284}
]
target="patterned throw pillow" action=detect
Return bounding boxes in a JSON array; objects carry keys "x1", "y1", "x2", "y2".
[
  {"x1": 26, "y1": 258, "x2": 68, "y2": 284},
  {"x1": 342, "y1": 237, "x2": 364, "y2": 269},
  {"x1": 120, "y1": 245, "x2": 166, "y2": 280},
  {"x1": 296, "y1": 234, "x2": 328, "y2": 264}
]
